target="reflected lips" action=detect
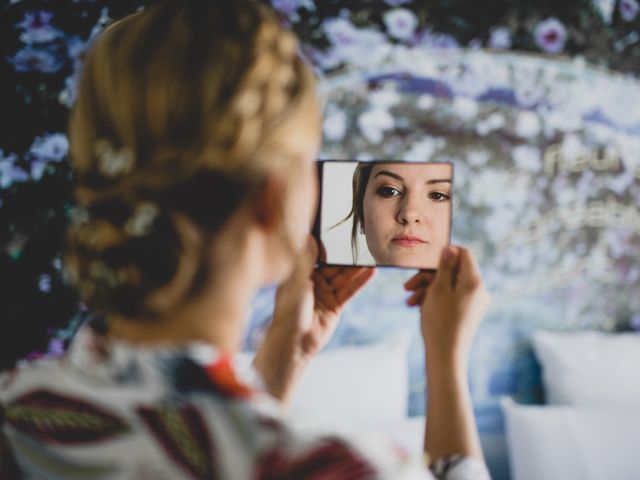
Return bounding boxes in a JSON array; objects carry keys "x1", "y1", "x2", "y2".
[{"x1": 392, "y1": 235, "x2": 426, "y2": 247}]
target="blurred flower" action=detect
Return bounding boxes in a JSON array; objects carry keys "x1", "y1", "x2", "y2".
[
  {"x1": 515, "y1": 111, "x2": 542, "y2": 138},
  {"x1": 592, "y1": 0, "x2": 616, "y2": 24},
  {"x1": 272, "y1": 0, "x2": 315, "y2": 20},
  {"x1": 16, "y1": 11, "x2": 62, "y2": 44},
  {"x1": 9, "y1": 47, "x2": 64, "y2": 73},
  {"x1": 30, "y1": 133, "x2": 69, "y2": 162},
  {"x1": 383, "y1": 0, "x2": 412, "y2": 5},
  {"x1": 0, "y1": 150, "x2": 29, "y2": 189},
  {"x1": 124, "y1": 202, "x2": 159, "y2": 237},
  {"x1": 323, "y1": 17, "x2": 358, "y2": 46},
  {"x1": 534, "y1": 17, "x2": 567, "y2": 54},
  {"x1": 323, "y1": 108, "x2": 347, "y2": 141},
  {"x1": 402, "y1": 137, "x2": 444, "y2": 162},
  {"x1": 451, "y1": 97, "x2": 479, "y2": 121},
  {"x1": 416, "y1": 29, "x2": 459, "y2": 49},
  {"x1": 631, "y1": 314, "x2": 640, "y2": 331},
  {"x1": 513, "y1": 145, "x2": 542, "y2": 172},
  {"x1": 358, "y1": 108, "x2": 394, "y2": 144},
  {"x1": 620, "y1": 0, "x2": 640, "y2": 22},
  {"x1": 489, "y1": 27, "x2": 512, "y2": 49},
  {"x1": 38, "y1": 274, "x2": 52, "y2": 293},
  {"x1": 383, "y1": 8, "x2": 418, "y2": 41}
]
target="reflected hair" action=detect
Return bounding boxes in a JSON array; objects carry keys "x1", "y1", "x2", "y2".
[{"x1": 331, "y1": 162, "x2": 373, "y2": 263}]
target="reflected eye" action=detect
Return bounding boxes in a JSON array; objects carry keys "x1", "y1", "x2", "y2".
[
  {"x1": 429, "y1": 191, "x2": 451, "y2": 202},
  {"x1": 376, "y1": 186, "x2": 402, "y2": 198}
]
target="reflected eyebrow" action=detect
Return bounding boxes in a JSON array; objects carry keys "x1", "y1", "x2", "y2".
[
  {"x1": 374, "y1": 170, "x2": 403, "y2": 181},
  {"x1": 374, "y1": 170, "x2": 452, "y2": 185}
]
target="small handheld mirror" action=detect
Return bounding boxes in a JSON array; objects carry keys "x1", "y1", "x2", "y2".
[{"x1": 312, "y1": 160, "x2": 453, "y2": 270}]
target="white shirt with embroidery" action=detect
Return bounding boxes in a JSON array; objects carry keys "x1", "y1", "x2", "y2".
[{"x1": 0, "y1": 322, "x2": 491, "y2": 479}]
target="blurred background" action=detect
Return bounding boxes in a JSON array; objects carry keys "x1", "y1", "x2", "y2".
[{"x1": 2, "y1": 1, "x2": 640, "y2": 478}]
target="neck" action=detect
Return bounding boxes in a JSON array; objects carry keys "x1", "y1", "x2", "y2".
[{"x1": 108, "y1": 215, "x2": 267, "y2": 354}]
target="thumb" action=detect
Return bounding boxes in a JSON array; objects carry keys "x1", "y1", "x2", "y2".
[{"x1": 432, "y1": 245, "x2": 459, "y2": 291}]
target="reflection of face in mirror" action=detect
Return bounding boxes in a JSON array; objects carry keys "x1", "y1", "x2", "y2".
[
  {"x1": 317, "y1": 161, "x2": 453, "y2": 269},
  {"x1": 356, "y1": 162, "x2": 452, "y2": 268}
]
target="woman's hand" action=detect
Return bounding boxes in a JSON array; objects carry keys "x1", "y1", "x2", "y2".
[
  {"x1": 404, "y1": 245, "x2": 490, "y2": 362},
  {"x1": 405, "y1": 245, "x2": 491, "y2": 462},
  {"x1": 253, "y1": 236, "x2": 375, "y2": 404}
]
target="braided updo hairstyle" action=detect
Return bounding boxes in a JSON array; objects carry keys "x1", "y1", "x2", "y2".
[{"x1": 66, "y1": 0, "x2": 319, "y2": 319}]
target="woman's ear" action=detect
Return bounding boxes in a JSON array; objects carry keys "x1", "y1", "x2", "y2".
[{"x1": 252, "y1": 175, "x2": 285, "y2": 231}]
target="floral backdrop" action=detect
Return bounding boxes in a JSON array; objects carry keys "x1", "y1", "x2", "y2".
[{"x1": 2, "y1": 0, "x2": 640, "y2": 477}]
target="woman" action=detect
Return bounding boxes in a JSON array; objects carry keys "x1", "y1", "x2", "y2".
[
  {"x1": 0, "y1": 1, "x2": 491, "y2": 478},
  {"x1": 343, "y1": 162, "x2": 453, "y2": 268}
]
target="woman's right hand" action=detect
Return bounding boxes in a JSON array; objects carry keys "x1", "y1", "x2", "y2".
[{"x1": 404, "y1": 245, "x2": 490, "y2": 362}]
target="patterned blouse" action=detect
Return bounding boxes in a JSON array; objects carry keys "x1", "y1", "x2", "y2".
[{"x1": 0, "y1": 321, "x2": 490, "y2": 479}]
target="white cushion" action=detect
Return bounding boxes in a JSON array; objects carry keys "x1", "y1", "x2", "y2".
[
  {"x1": 502, "y1": 397, "x2": 640, "y2": 480},
  {"x1": 288, "y1": 331, "x2": 411, "y2": 427},
  {"x1": 532, "y1": 330, "x2": 640, "y2": 407}
]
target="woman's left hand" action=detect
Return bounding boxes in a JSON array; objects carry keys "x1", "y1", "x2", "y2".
[{"x1": 253, "y1": 236, "x2": 375, "y2": 404}]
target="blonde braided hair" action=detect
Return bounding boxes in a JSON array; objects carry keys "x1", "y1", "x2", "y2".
[{"x1": 66, "y1": 0, "x2": 319, "y2": 318}]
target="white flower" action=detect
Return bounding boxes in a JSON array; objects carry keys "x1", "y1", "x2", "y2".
[
  {"x1": 451, "y1": 97, "x2": 479, "y2": 122},
  {"x1": 323, "y1": 108, "x2": 348, "y2": 141},
  {"x1": 489, "y1": 27, "x2": 512, "y2": 49},
  {"x1": 513, "y1": 145, "x2": 542, "y2": 172},
  {"x1": 358, "y1": 108, "x2": 394, "y2": 144},
  {"x1": 369, "y1": 89, "x2": 401, "y2": 109},
  {"x1": 592, "y1": 0, "x2": 616, "y2": 24},
  {"x1": 323, "y1": 17, "x2": 358, "y2": 46},
  {"x1": 402, "y1": 138, "x2": 441, "y2": 162},
  {"x1": 95, "y1": 139, "x2": 135, "y2": 178},
  {"x1": 561, "y1": 134, "x2": 584, "y2": 161},
  {"x1": 323, "y1": 20, "x2": 390, "y2": 67},
  {"x1": 30, "y1": 133, "x2": 69, "y2": 161},
  {"x1": 515, "y1": 111, "x2": 541, "y2": 138},
  {"x1": 533, "y1": 17, "x2": 567, "y2": 54},
  {"x1": 125, "y1": 202, "x2": 159, "y2": 237},
  {"x1": 416, "y1": 94, "x2": 435, "y2": 110},
  {"x1": 383, "y1": 8, "x2": 418, "y2": 41}
]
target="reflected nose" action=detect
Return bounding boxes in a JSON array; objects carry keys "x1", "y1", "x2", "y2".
[{"x1": 396, "y1": 194, "x2": 422, "y2": 225}]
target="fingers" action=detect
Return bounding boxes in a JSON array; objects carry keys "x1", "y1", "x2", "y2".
[
  {"x1": 312, "y1": 267, "x2": 375, "y2": 306},
  {"x1": 406, "y1": 289, "x2": 425, "y2": 307},
  {"x1": 324, "y1": 266, "x2": 371, "y2": 291},
  {"x1": 335, "y1": 268, "x2": 375, "y2": 304},
  {"x1": 404, "y1": 271, "x2": 436, "y2": 291}
]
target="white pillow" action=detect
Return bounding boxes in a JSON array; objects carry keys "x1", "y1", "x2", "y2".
[
  {"x1": 502, "y1": 397, "x2": 640, "y2": 480},
  {"x1": 532, "y1": 330, "x2": 640, "y2": 407},
  {"x1": 288, "y1": 331, "x2": 411, "y2": 427}
]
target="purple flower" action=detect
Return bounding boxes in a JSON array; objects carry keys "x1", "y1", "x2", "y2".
[
  {"x1": 29, "y1": 133, "x2": 69, "y2": 162},
  {"x1": 416, "y1": 29, "x2": 459, "y2": 49},
  {"x1": 534, "y1": 17, "x2": 567, "y2": 54},
  {"x1": 9, "y1": 47, "x2": 64, "y2": 73},
  {"x1": 383, "y1": 8, "x2": 418, "y2": 41},
  {"x1": 0, "y1": 150, "x2": 29, "y2": 189},
  {"x1": 620, "y1": 0, "x2": 640, "y2": 22},
  {"x1": 383, "y1": 0, "x2": 413, "y2": 5},
  {"x1": 16, "y1": 11, "x2": 63, "y2": 44}
]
